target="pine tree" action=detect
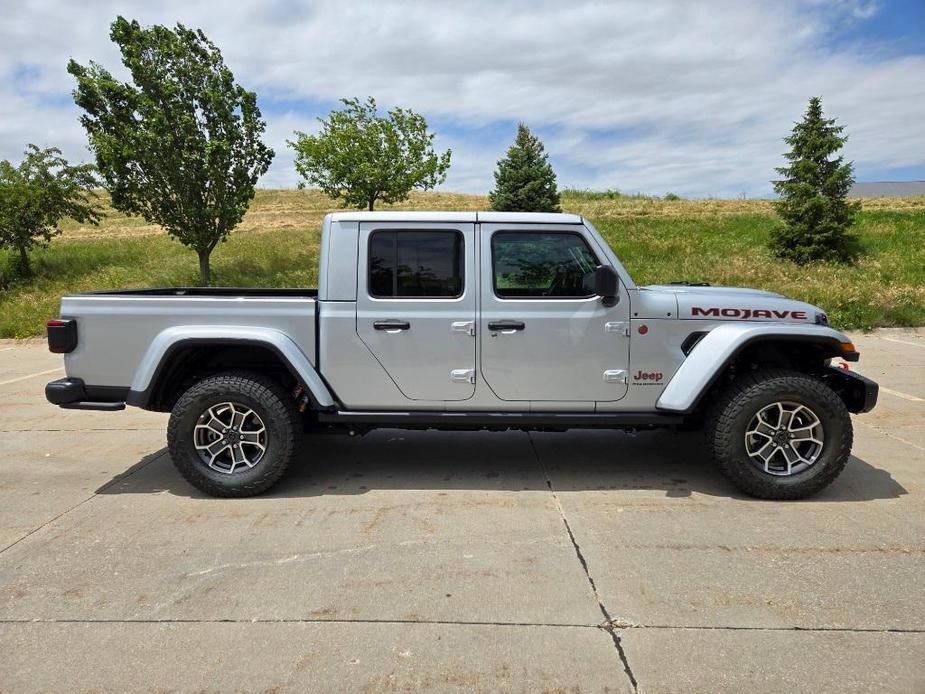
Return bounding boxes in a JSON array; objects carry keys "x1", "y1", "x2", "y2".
[
  {"x1": 490, "y1": 124, "x2": 560, "y2": 212},
  {"x1": 770, "y1": 96, "x2": 861, "y2": 264}
]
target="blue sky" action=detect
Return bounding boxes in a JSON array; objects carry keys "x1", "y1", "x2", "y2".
[{"x1": 1, "y1": 0, "x2": 923, "y2": 197}]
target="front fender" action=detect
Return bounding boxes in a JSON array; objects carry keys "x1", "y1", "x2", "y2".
[
  {"x1": 126, "y1": 325, "x2": 336, "y2": 409},
  {"x1": 656, "y1": 323, "x2": 857, "y2": 413}
]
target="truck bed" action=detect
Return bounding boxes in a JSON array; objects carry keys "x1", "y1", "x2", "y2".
[{"x1": 60, "y1": 288, "x2": 318, "y2": 389}]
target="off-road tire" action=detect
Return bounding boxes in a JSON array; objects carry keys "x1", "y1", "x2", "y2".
[
  {"x1": 705, "y1": 369, "x2": 852, "y2": 500},
  {"x1": 167, "y1": 371, "x2": 302, "y2": 497}
]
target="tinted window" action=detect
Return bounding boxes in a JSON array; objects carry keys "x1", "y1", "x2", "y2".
[
  {"x1": 492, "y1": 231, "x2": 599, "y2": 298},
  {"x1": 369, "y1": 230, "x2": 464, "y2": 298}
]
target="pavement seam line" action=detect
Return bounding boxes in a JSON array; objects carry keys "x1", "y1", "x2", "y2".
[
  {"x1": 527, "y1": 432, "x2": 639, "y2": 692},
  {"x1": 0, "y1": 450, "x2": 167, "y2": 557},
  {"x1": 0, "y1": 495, "x2": 99, "y2": 557},
  {"x1": 0, "y1": 618, "x2": 602, "y2": 628},
  {"x1": 621, "y1": 624, "x2": 925, "y2": 633},
  {"x1": 1, "y1": 619, "x2": 921, "y2": 634}
]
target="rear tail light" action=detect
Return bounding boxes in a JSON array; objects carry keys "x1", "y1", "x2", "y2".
[{"x1": 47, "y1": 319, "x2": 78, "y2": 354}]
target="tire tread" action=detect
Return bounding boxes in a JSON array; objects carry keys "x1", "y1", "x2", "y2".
[
  {"x1": 167, "y1": 371, "x2": 301, "y2": 498},
  {"x1": 705, "y1": 368, "x2": 852, "y2": 500}
]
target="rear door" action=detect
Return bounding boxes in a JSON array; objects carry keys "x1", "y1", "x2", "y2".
[
  {"x1": 479, "y1": 224, "x2": 630, "y2": 402},
  {"x1": 356, "y1": 222, "x2": 476, "y2": 401}
]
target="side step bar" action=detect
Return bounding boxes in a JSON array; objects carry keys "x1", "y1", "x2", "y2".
[
  {"x1": 60, "y1": 401, "x2": 126, "y2": 411},
  {"x1": 316, "y1": 410, "x2": 684, "y2": 431}
]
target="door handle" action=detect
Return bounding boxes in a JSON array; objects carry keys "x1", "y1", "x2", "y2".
[
  {"x1": 373, "y1": 320, "x2": 410, "y2": 331},
  {"x1": 451, "y1": 320, "x2": 475, "y2": 336},
  {"x1": 488, "y1": 320, "x2": 525, "y2": 332}
]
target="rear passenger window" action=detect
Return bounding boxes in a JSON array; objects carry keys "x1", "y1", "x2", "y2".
[
  {"x1": 369, "y1": 230, "x2": 464, "y2": 298},
  {"x1": 492, "y1": 231, "x2": 599, "y2": 298}
]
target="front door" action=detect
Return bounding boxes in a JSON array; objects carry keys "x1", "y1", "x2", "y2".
[
  {"x1": 356, "y1": 222, "x2": 476, "y2": 401},
  {"x1": 479, "y1": 224, "x2": 630, "y2": 402}
]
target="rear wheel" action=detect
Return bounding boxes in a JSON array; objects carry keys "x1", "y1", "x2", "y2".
[
  {"x1": 167, "y1": 372, "x2": 301, "y2": 497},
  {"x1": 706, "y1": 369, "x2": 852, "y2": 499}
]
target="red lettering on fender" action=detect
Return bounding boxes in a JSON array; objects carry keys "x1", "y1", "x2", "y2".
[
  {"x1": 691, "y1": 307, "x2": 720, "y2": 317},
  {"x1": 691, "y1": 307, "x2": 810, "y2": 320}
]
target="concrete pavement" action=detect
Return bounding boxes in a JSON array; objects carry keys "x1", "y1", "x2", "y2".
[{"x1": 0, "y1": 330, "x2": 923, "y2": 692}]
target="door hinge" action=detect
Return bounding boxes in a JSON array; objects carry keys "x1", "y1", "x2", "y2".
[
  {"x1": 604, "y1": 321, "x2": 629, "y2": 336},
  {"x1": 603, "y1": 369, "x2": 628, "y2": 384},
  {"x1": 450, "y1": 368, "x2": 476, "y2": 385},
  {"x1": 451, "y1": 321, "x2": 476, "y2": 337}
]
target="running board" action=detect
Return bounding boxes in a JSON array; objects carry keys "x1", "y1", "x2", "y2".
[
  {"x1": 60, "y1": 401, "x2": 126, "y2": 411},
  {"x1": 316, "y1": 410, "x2": 684, "y2": 430}
]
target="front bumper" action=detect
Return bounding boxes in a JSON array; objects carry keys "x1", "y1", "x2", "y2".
[
  {"x1": 45, "y1": 378, "x2": 126, "y2": 411},
  {"x1": 821, "y1": 366, "x2": 879, "y2": 414}
]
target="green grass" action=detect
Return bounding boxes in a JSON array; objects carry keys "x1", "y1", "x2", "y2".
[
  {"x1": 559, "y1": 187, "x2": 628, "y2": 200},
  {"x1": 1, "y1": 190, "x2": 923, "y2": 337},
  {"x1": 594, "y1": 210, "x2": 925, "y2": 330},
  {"x1": 0, "y1": 230, "x2": 320, "y2": 338}
]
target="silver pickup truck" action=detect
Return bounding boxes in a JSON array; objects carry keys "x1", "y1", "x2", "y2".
[{"x1": 45, "y1": 211, "x2": 878, "y2": 499}]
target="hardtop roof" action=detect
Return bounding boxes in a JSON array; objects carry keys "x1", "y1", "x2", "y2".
[{"x1": 327, "y1": 211, "x2": 583, "y2": 224}]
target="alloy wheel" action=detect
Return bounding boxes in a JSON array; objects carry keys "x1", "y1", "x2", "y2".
[
  {"x1": 193, "y1": 401, "x2": 268, "y2": 474},
  {"x1": 744, "y1": 401, "x2": 825, "y2": 476}
]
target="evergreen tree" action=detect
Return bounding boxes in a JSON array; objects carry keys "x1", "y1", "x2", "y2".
[
  {"x1": 770, "y1": 96, "x2": 860, "y2": 264},
  {"x1": 490, "y1": 124, "x2": 560, "y2": 212}
]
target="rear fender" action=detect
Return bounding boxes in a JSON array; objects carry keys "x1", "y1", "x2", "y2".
[{"x1": 125, "y1": 326, "x2": 336, "y2": 410}]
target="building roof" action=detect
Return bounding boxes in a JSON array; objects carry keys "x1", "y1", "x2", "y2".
[
  {"x1": 848, "y1": 181, "x2": 925, "y2": 197},
  {"x1": 328, "y1": 211, "x2": 584, "y2": 224}
]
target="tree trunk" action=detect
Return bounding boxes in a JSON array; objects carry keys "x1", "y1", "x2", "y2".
[
  {"x1": 367, "y1": 198, "x2": 375, "y2": 211},
  {"x1": 16, "y1": 245, "x2": 31, "y2": 277},
  {"x1": 198, "y1": 249, "x2": 211, "y2": 287}
]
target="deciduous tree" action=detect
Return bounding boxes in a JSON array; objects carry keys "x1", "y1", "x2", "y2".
[
  {"x1": 68, "y1": 16, "x2": 274, "y2": 286},
  {"x1": 0, "y1": 145, "x2": 100, "y2": 276},
  {"x1": 289, "y1": 97, "x2": 451, "y2": 211}
]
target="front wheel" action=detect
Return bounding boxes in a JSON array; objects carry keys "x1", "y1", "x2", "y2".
[
  {"x1": 706, "y1": 369, "x2": 852, "y2": 499},
  {"x1": 167, "y1": 372, "x2": 301, "y2": 497}
]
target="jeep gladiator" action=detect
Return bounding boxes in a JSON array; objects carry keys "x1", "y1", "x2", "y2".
[{"x1": 45, "y1": 211, "x2": 879, "y2": 498}]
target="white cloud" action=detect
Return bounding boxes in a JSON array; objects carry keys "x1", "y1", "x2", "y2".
[{"x1": 1, "y1": 0, "x2": 922, "y2": 197}]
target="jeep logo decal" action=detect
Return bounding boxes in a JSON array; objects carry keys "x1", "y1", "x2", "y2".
[
  {"x1": 633, "y1": 370, "x2": 663, "y2": 382},
  {"x1": 691, "y1": 307, "x2": 808, "y2": 320}
]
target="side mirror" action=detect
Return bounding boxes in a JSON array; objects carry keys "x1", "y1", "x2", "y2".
[{"x1": 595, "y1": 265, "x2": 619, "y2": 306}]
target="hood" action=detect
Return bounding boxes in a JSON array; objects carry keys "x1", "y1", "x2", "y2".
[{"x1": 642, "y1": 284, "x2": 823, "y2": 324}]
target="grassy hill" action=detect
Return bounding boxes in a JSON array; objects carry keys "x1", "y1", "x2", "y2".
[{"x1": 1, "y1": 189, "x2": 923, "y2": 337}]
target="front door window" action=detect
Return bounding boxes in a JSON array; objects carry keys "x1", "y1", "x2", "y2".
[{"x1": 479, "y1": 225, "x2": 629, "y2": 403}]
